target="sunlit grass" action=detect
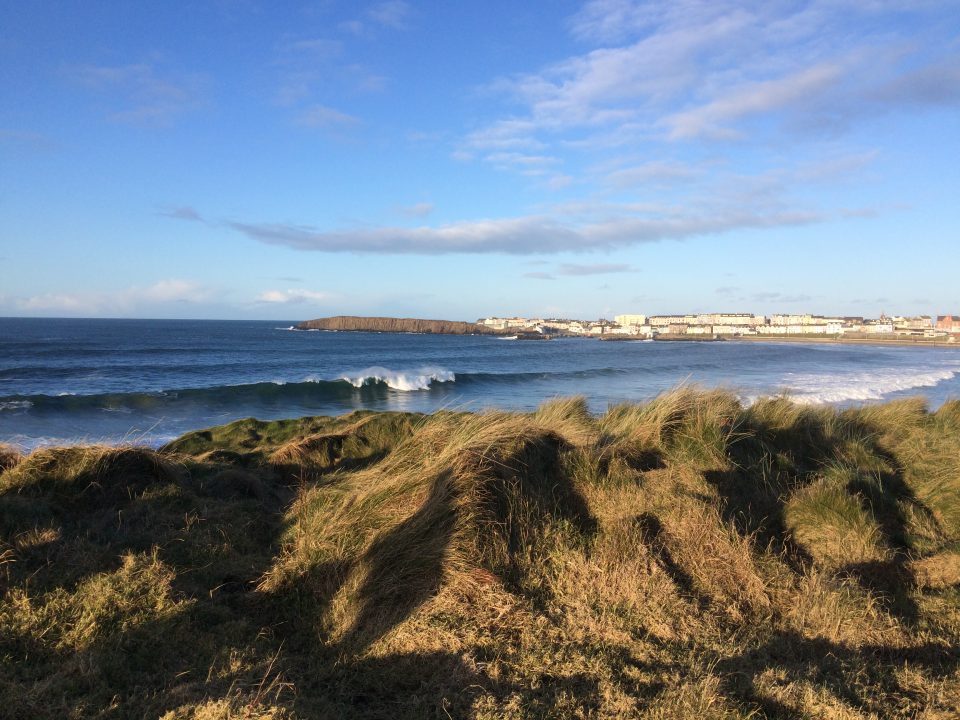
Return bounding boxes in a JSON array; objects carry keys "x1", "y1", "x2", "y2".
[{"x1": 2, "y1": 390, "x2": 959, "y2": 718}]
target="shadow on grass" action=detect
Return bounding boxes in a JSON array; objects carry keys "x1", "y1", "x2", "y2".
[
  {"x1": 704, "y1": 410, "x2": 940, "y2": 625},
  {"x1": 711, "y1": 629, "x2": 960, "y2": 719},
  {"x1": 342, "y1": 470, "x2": 460, "y2": 652},
  {"x1": 633, "y1": 512, "x2": 711, "y2": 610}
]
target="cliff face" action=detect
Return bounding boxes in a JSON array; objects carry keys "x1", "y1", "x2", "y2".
[{"x1": 296, "y1": 315, "x2": 501, "y2": 335}]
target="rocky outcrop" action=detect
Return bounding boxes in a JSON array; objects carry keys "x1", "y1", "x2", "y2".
[{"x1": 296, "y1": 316, "x2": 502, "y2": 335}]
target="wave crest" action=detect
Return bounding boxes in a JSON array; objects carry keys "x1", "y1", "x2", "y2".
[
  {"x1": 783, "y1": 367, "x2": 959, "y2": 405},
  {"x1": 336, "y1": 366, "x2": 455, "y2": 391}
]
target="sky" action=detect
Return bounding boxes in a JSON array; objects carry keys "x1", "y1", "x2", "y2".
[{"x1": 1, "y1": 0, "x2": 959, "y2": 321}]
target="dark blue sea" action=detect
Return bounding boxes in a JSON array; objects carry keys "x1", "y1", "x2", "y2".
[{"x1": 2, "y1": 318, "x2": 959, "y2": 449}]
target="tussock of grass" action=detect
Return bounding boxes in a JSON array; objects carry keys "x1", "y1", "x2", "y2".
[
  {"x1": 0, "y1": 444, "x2": 21, "y2": 474},
  {"x1": 164, "y1": 411, "x2": 420, "y2": 470},
  {"x1": 2, "y1": 393, "x2": 960, "y2": 718},
  {"x1": 784, "y1": 470, "x2": 888, "y2": 570}
]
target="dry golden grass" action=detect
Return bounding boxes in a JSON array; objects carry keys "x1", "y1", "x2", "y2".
[
  {"x1": 2, "y1": 392, "x2": 959, "y2": 718},
  {"x1": 0, "y1": 444, "x2": 21, "y2": 474}
]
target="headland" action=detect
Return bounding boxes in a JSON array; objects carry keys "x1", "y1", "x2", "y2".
[{"x1": 296, "y1": 315, "x2": 503, "y2": 335}]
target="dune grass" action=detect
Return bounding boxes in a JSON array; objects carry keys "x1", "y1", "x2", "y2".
[{"x1": 2, "y1": 390, "x2": 959, "y2": 718}]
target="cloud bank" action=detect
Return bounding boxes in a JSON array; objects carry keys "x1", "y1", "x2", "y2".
[
  {"x1": 228, "y1": 206, "x2": 820, "y2": 255},
  {"x1": 255, "y1": 289, "x2": 331, "y2": 304},
  {"x1": 6, "y1": 280, "x2": 211, "y2": 315}
]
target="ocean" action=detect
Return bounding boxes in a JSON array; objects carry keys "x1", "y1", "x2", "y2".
[{"x1": 2, "y1": 317, "x2": 959, "y2": 449}]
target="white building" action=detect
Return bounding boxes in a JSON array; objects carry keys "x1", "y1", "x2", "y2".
[
  {"x1": 758, "y1": 324, "x2": 834, "y2": 335},
  {"x1": 614, "y1": 314, "x2": 647, "y2": 327},
  {"x1": 712, "y1": 324, "x2": 754, "y2": 335},
  {"x1": 697, "y1": 313, "x2": 765, "y2": 327},
  {"x1": 892, "y1": 316, "x2": 933, "y2": 331},
  {"x1": 649, "y1": 315, "x2": 698, "y2": 327}
]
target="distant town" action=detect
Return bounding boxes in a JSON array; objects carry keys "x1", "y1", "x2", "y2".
[{"x1": 477, "y1": 313, "x2": 960, "y2": 341}]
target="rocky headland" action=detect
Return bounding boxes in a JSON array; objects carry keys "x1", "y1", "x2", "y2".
[{"x1": 295, "y1": 315, "x2": 502, "y2": 335}]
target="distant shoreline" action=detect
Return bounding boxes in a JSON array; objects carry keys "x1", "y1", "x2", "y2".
[
  {"x1": 730, "y1": 335, "x2": 959, "y2": 349},
  {"x1": 294, "y1": 315, "x2": 960, "y2": 348}
]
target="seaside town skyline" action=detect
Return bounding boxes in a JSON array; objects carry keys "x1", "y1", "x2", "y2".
[
  {"x1": 474, "y1": 312, "x2": 960, "y2": 338},
  {"x1": 2, "y1": 1, "x2": 959, "y2": 321}
]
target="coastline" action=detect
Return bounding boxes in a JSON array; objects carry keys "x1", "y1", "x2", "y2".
[
  {"x1": 729, "y1": 334, "x2": 960, "y2": 349},
  {"x1": 296, "y1": 315, "x2": 503, "y2": 335}
]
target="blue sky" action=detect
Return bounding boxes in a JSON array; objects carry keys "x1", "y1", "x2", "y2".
[{"x1": 1, "y1": 0, "x2": 958, "y2": 321}]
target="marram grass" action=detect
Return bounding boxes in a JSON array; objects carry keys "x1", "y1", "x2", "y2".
[{"x1": 2, "y1": 391, "x2": 959, "y2": 719}]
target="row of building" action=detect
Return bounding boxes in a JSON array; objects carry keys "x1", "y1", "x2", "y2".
[{"x1": 478, "y1": 314, "x2": 960, "y2": 339}]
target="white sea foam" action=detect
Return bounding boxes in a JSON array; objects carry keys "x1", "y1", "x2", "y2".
[
  {"x1": 0, "y1": 400, "x2": 33, "y2": 411},
  {"x1": 337, "y1": 366, "x2": 456, "y2": 391},
  {"x1": 777, "y1": 367, "x2": 959, "y2": 405},
  {"x1": 2, "y1": 434, "x2": 61, "y2": 451}
]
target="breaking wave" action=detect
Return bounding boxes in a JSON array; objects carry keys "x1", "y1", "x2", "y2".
[
  {"x1": 778, "y1": 367, "x2": 959, "y2": 405},
  {"x1": 4, "y1": 362, "x2": 958, "y2": 419},
  {"x1": 335, "y1": 366, "x2": 456, "y2": 391},
  {"x1": 0, "y1": 367, "x2": 461, "y2": 416}
]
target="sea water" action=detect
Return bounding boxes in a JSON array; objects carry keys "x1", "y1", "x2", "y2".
[{"x1": 2, "y1": 317, "x2": 959, "y2": 449}]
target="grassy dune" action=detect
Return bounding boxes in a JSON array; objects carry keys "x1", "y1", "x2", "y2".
[{"x1": 2, "y1": 391, "x2": 959, "y2": 718}]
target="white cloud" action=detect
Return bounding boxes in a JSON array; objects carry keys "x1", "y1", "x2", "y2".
[
  {"x1": 484, "y1": 152, "x2": 561, "y2": 176},
  {"x1": 67, "y1": 63, "x2": 206, "y2": 125},
  {"x1": 463, "y1": 120, "x2": 545, "y2": 152},
  {"x1": 568, "y1": 0, "x2": 666, "y2": 43},
  {"x1": 557, "y1": 263, "x2": 635, "y2": 276},
  {"x1": 367, "y1": 1, "x2": 411, "y2": 29},
  {"x1": 256, "y1": 289, "x2": 331, "y2": 304},
  {"x1": 295, "y1": 104, "x2": 360, "y2": 128},
  {"x1": 136, "y1": 279, "x2": 209, "y2": 303},
  {"x1": 794, "y1": 150, "x2": 880, "y2": 182},
  {"x1": 16, "y1": 293, "x2": 92, "y2": 313},
  {"x1": 229, "y1": 204, "x2": 822, "y2": 255},
  {"x1": 603, "y1": 160, "x2": 701, "y2": 187},
  {"x1": 339, "y1": 1, "x2": 412, "y2": 36},
  {"x1": 662, "y1": 63, "x2": 845, "y2": 140},
  {"x1": 460, "y1": 0, "x2": 959, "y2": 180},
  {"x1": 273, "y1": 33, "x2": 384, "y2": 118},
  {"x1": 10, "y1": 280, "x2": 211, "y2": 315},
  {"x1": 399, "y1": 201, "x2": 435, "y2": 217}
]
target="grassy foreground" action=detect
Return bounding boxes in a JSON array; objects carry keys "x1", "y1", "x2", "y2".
[{"x1": 2, "y1": 391, "x2": 960, "y2": 719}]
